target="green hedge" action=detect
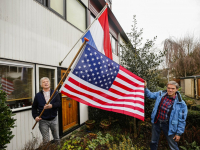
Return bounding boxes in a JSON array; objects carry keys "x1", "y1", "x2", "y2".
[{"x1": 186, "y1": 110, "x2": 200, "y2": 126}]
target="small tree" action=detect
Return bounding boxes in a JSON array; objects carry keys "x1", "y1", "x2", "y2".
[
  {"x1": 0, "y1": 86, "x2": 16, "y2": 150},
  {"x1": 120, "y1": 15, "x2": 165, "y2": 137},
  {"x1": 163, "y1": 35, "x2": 200, "y2": 77}
]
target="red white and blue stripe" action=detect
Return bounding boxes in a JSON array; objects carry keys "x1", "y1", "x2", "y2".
[
  {"x1": 60, "y1": 44, "x2": 145, "y2": 121},
  {"x1": 82, "y1": 8, "x2": 113, "y2": 60}
]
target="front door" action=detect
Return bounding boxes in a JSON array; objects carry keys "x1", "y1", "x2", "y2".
[{"x1": 61, "y1": 69, "x2": 78, "y2": 132}]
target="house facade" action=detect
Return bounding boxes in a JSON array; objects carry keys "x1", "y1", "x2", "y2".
[{"x1": 0, "y1": 0, "x2": 129, "y2": 149}]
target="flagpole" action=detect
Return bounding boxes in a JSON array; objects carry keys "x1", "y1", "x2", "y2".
[
  {"x1": 59, "y1": 4, "x2": 108, "y2": 66},
  {"x1": 32, "y1": 38, "x2": 89, "y2": 130}
]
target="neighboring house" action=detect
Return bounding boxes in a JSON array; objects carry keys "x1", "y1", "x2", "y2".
[
  {"x1": 180, "y1": 76, "x2": 200, "y2": 99},
  {"x1": 0, "y1": 0, "x2": 129, "y2": 149}
]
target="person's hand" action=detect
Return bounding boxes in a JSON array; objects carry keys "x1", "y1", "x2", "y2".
[
  {"x1": 144, "y1": 80, "x2": 147, "y2": 88},
  {"x1": 173, "y1": 135, "x2": 180, "y2": 142},
  {"x1": 35, "y1": 116, "x2": 42, "y2": 122},
  {"x1": 44, "y1": 104, "x2": 52, "y2": 109}
]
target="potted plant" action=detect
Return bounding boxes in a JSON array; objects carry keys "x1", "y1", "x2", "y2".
[
  {"x1": 100, "y1": 119, "x2": 111, "y2": 129},
  {"x1": 85, "y1": 120, "x2": 95, "y2": 130}
]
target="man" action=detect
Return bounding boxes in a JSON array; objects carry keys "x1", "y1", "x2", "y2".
[
  {"x1": 145, "y1": 81, "x2": 187, "y2": 150},
  {"x1": 32, "y1": 77, "x2": 61, "y2": 144}
]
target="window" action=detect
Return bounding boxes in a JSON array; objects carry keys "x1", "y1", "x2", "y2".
[
  {"x1": 36, "y1": 65, "x2": 57, "y2": 92},
  {"x1": 110, "y1": 34, "x2": 118, "y2": 55},
  {"x1": 67, "y1": 0, "x2": 86, "y2": 31},
  {"x1": 0, "y1": 61, "x2": 34, "y2": 110},
  {"x1": 50, "y1": 0, "x2": 65, "y2": 17}
]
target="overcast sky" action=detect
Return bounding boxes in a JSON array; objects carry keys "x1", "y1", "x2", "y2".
[{"x1": 112, "y1": 0, "x2": 200, "y2": 50}]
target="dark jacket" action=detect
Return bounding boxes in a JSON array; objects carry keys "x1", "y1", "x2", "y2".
[{"x1": 32, "y1": 89, "x2": 61, "y2": 120}]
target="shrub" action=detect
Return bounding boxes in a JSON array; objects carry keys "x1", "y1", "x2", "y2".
[
  {"x1": 186, "y1": 110, "x2": 200, "y2": 126},
  {"x1": 0, "y1": 86, "x2": 16, "y2": 150}
]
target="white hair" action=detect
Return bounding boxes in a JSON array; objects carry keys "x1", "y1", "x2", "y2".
[
  {"x1": 40, "y1": 77, "x2": 50, "y2": 86},
  {"x1": 167, "y1": 81, "x2": 179, "y2": 89}
]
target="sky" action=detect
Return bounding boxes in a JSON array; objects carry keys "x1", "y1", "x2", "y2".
[{"x1": 112, "y1": 0, "x2": 200, "y2": 50}]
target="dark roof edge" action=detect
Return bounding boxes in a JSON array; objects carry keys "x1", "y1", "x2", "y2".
[{"x1": 180, "y1": 75, "x2": 200, "y2": 79}]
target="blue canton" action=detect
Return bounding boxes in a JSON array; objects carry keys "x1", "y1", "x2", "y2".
[{"x1": 72, "y1": 44, "x2": 119, "y2": 90}]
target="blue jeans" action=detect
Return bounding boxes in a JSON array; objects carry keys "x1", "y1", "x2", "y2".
[
  {"x1": 39, "y1": 116, "x2": 60, "y2": 144},
  {"x1": 150, "y1": 120, "x2": 179, "y2": 150}
]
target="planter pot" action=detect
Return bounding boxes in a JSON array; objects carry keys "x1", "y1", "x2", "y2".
[
  {"x1": 100, "y1": 120, "x2": 111, "y2": 129},
  {"x1": 85, "y1": 120, "x2": 95, "y2": 130}
]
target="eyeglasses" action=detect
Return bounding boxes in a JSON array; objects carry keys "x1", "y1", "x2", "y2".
[{"x1": 167, "y1": 87, "x2": 176, "y2": 90}]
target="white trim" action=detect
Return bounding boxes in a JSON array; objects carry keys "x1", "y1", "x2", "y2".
[
  {"x1": 0, "y1": 59, "x2": 34, "y2": 68},
  {"x1": 12, "y1": 106, "x2": 32, "y2": 112},
  {"x1": 36, "y1": 65, "x2": 58, "y2": 93}
]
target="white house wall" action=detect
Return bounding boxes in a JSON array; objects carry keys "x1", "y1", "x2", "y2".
[
  {"x1": 0, "y1": 0, "x2": 84, "y2": 67},
  {"x1": 6, "y1": 110, "x2": 48, "y2": 150}
]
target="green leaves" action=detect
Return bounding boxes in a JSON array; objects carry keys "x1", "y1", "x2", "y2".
[
  {"x1": 120, "y1": 15, "x2": 165, "y2": 118},
  {"x1": 0, "y1": 85, "x2": 16, "y2": 150}
]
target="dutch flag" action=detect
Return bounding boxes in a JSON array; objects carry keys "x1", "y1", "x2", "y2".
[{"x1": 81, "y1": 7, "x2": 113, "y2": 60}]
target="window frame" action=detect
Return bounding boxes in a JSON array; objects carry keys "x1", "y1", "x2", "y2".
[
  {"x1": 0, "y1": 59, "x2": 35, "y2": 112},
  {"x1": 48, "y1": 0, "x2": 66, "y2": 19},
  {"x1": 36, "y1": 65, "x2": 57, "y2": 93},
  {"x1": 66, "y1": 0, "x2": 87, "y2": 31}
]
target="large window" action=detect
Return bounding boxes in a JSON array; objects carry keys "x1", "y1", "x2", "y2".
[
  {"x1": 0, "y1": 61, "x2": 34, "y2": 110},
  {"x1": 37, "y1": 65, "x2": 57, "y2": 92},
  {"x1": 66, "y1": 0, "x2": 86, "y2": 31},
  {"x1": 37, "y1": 0, "x2": 86, "y2": 31},
  {"x1": 50, "y1": 0, "x2": 65, "y2": 17}
]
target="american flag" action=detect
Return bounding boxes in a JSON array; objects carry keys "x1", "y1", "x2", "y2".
[
  {"x1": 1, "y1": 77, "x2": 14, "y2": 95},
  {"x1": 60, "y1": 44, "x2": 145, "y2": 121}
]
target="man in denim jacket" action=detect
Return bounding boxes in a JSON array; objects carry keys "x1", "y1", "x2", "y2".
[{"x1": 145, "y1": 81, "x2": 187, "y2": 150}]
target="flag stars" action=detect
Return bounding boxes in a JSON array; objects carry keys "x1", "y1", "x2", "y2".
[{"x1": 73, "y1": 45, "x2": 120, "y2": 90}]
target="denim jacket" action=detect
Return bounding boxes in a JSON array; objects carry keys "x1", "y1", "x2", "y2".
[{"x1": 145, "y1": 88, "x2": 188, "y2": 136}]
